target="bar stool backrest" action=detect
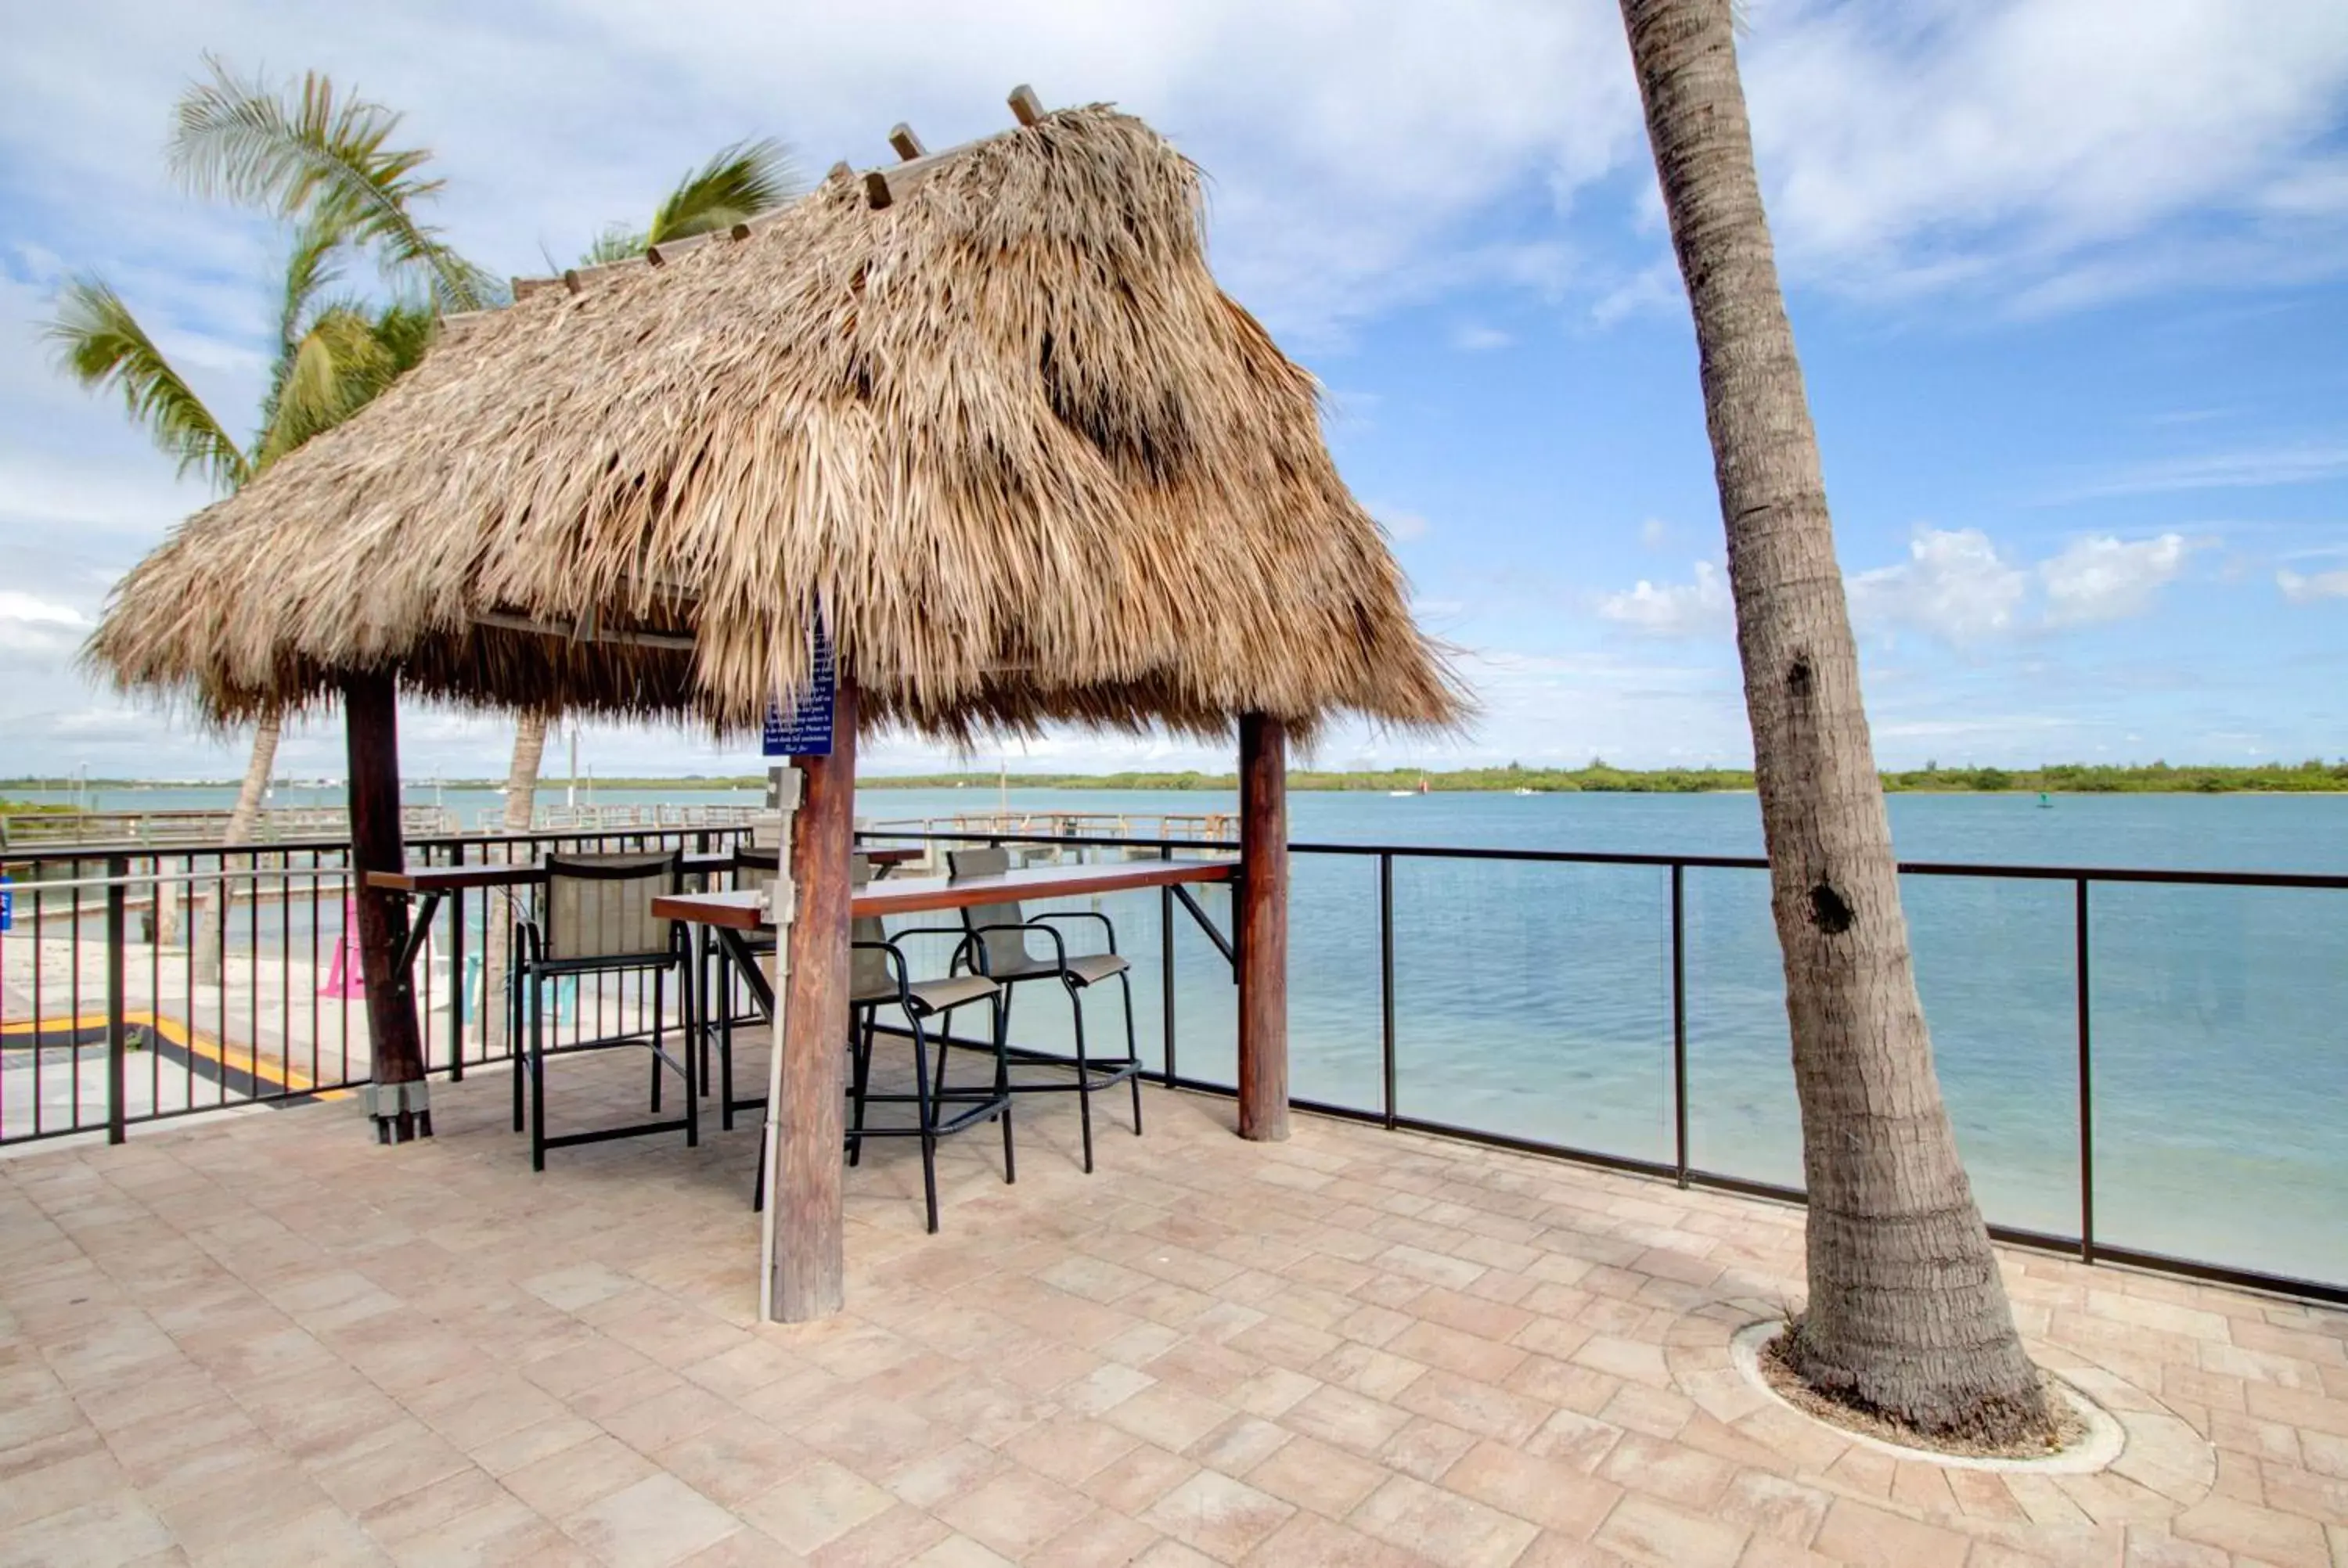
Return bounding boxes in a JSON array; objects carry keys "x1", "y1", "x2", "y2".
[
  {"x1": 846, "y1": 854, "x2": 895, "y2": 996},
  {"x1": 542, "y1": 851, "x2": 682, "y2": 962},
  {"x1": 945, "y1": 846, "x2": 1038, "y2": 973}
]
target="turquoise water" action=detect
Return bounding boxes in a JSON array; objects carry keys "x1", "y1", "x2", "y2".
[
  {"x1": 16, "y1": 782, "x2": 2344, "y2": 1286},
  {"x1": 856, "y1": 789, "x2": 2348, "y2": 1291}
]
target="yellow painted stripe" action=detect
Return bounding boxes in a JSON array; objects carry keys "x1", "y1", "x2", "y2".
[{"x1": 2, "y1": 1010, "x2": 315, "y2": 1093}]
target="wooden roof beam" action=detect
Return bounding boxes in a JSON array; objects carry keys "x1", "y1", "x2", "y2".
[{"x1": 468, "y1": 610, "x2": 697, "y2": 653}]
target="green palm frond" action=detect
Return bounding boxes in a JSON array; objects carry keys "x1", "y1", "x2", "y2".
[
  {"x1": 581, "y1": 223, "x2": 652, "y2": 265},
  {"x1": 646, "y1": 137, "x2": 801, "y2": 246},
  {"x1": 262, "y1": 210, "x2": 351, "y2": 435},
  {"x1": 44, "y1": 278, "x2": 250, "y2": 492},
  {"x1": 255, "y1": 301, "x2": 437, "y2": 471},
  {"x1": 170, "y1": 54, "x2": 495, "y2": 311}
]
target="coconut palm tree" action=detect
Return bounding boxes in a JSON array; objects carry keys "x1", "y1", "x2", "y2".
[
  {"x1": 1615, "y1": 0, "x2": 2052, "y2": 1443},
  {"x1": 48, "y1": 225, "x2": 436, "y2": 980}
]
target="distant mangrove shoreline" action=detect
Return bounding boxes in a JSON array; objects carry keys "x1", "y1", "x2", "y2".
[{"x1": 10, "y1": 761, "x2": 2348, "y2": 797}]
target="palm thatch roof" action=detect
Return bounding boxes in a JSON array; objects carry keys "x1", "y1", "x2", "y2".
[{"x1": 90, "y1": 93, "x2": 1464, "y2": 743}]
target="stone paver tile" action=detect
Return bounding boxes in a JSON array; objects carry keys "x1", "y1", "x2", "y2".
[
  {"x1": 1394, "y1": 1369, "x2": 1550, "y2": 1445},
  {"x1": 881, "y1": 1440, "x2": 1006, "y2": 1511},
  {"x1": 1591, "y1": 1492, "x2": 1747, "y2": 1568},
  {"x1": 936, "y1": 1466, "x2": 1097, "y2": 1559},
  {"x1": 1385, "y1": 1322, "x2": 1528, "y2": 1384},
  {"x1": 381, "y1": 1492, "x2": 571, "y2": 1567},
  {"x1": 1140, "y1": 1469, "x2": 1295, "y2": 1563},
  {"x1": 0, "y1": 1442, "x2": 135, "y2": 1532},
  {"x1": 2171, "y1": 1493, "x2": 2333, "y2": 1568},
  {"x1": 308, "y1": 1424, "x2": 476, "y2": 1517},
  {"x1": 1187, "y1": 1413, "x2": 1294, "y2": 1475},
  {"x1": 1441, "y1": 1440, "x2": 1622, "y2": 1538},
  {"x1": 501, "y1": 1433, "x2": 661, "y2": 1521},
  {"x1": 1377, "y1": 1416, "x2": 1481, "y2": 1484},
  {"x1": 1081, "y1": 1442, "x2": 1199, "y2": 1516},
  {"x1": 1714, "y1": 1468, "x2": 1831, "y2": 1546},
  {"x1": 1245, "y1": 1434, "x2": 1390, "y2": 1518},
  {"x1": 2116, "y1": 1525, "x2": 2230, "y2": 1566},
  {"x1": 1570, "y1": 1337, "x2": 1671, "y2": 1389},
  {"x1": 1807, "y1": 1496, "x2": 1970, "y2": 1568},
  {"x1": 805, "y1": 1502, "x2": 953, "y2": 1566},
  {"x1": 1597, "y1": 1430, "x2": 1738, "y2": 1511},
  {"x1": 737, "y1": 1458, "x2": 897, "y2": 1557},
  {"x1": 0, "y1": 1494, "x2": 175, "y2": 1568},
  {"x1": 354, "y1": 1465, "x2": 509, "y2": 1550},
  {"x1": 906, "y1": 1534, "x2": 1015, "y2": 1568},
  {"x1": 1133, "y1": 1540, "x2": 1224, "y2": 1567},
  {"x1": 466, "y1": 1414, "x2": 603, "y2": 1478},
  {"x1": 560, "y1": 1473, "x2": 740, "y2": 1568},
  {"x1": 1241, "y1": 1509, "x2": 1439, "y2": 1566},
  {"x1": 1003, "y1": 1415, "x2": 1140, "y2": 1487},
  {"x1": 1349, "y1": 1474, "x2": 1541, "y2": 1568},
  {"x1": 1024, "y1": 1506, "x2": 1162, "y2": 1568},
  {"x1": 1284, "y1": 1386, "x2": 1415, "y2": 1458},
  {"x1": 149, "y1": 1457, "x2": 338, "y2": 1558},
  {"x1": 1522, "y1": 1408, "x2": 1626, "y2": 1473},
  {"x1": 1103, "y1": 1382, "x2": 1241, "y2": 1452},
  {"x1": 1512, "y1": 1532, "x2": 1635, "y2": 1566}
]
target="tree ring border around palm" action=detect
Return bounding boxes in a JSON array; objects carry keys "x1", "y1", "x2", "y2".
[{"x1": 1729, "y1": 1319, "x2": 2125, "y2": 1473}]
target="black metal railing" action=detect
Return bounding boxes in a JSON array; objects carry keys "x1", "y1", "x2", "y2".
[
  {"x1": 0, "y1": 825, "x2": 756, "y2": 1144},
  {"x1": 7, "y1": 819, "x2": 2341, "y2": 1308},
  {"x1": 855, "y1": 827, "x2": 2348, "y2": 1308}
]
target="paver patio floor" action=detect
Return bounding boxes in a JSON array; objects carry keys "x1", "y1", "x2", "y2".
[{"x1": 2, "y1": 1039, "x2": 2343, "y2": 1567}]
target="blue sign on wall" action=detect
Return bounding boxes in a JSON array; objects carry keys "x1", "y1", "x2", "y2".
[
  {"x1": 762, "y1": 617, "x2": 837, "y2": 757},
  {"x1": 0, "y1": 874, "x2": 11, "y2": 933}
]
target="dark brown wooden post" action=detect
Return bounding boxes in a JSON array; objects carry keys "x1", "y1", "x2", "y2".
[
  {"x1": 344, "y1": 672, "x2": 429, "y2": 1142},
  {"x1": 1237, "y1": 712, "x2": 1290, "y2": 1141},
  {"x1": 774, "y1": 680, "x2": 856, "y2": 1320}
]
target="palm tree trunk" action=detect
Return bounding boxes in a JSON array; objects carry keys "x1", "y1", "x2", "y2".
[
  {"x1": 1619, "y1": 0, "x2": 2050, "y2": 1441},
  {"x1": 194, "y1": 711, "x2": 281, "y2": 984},
  {"x1": 479, "y1": 712, "x2": 550, "y2": 1055}
]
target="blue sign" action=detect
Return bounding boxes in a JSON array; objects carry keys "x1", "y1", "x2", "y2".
[
  {"x1": 0, "y1": 874, "x2": 10, "y2": 933},
  {"x1": 762, "y1": 617, "x2": 837, "y2": 757}
]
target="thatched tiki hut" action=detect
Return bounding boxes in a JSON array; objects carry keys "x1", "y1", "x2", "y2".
[{"x1": 92, "y1": 88, "x2": 1461, "y2": 1315}]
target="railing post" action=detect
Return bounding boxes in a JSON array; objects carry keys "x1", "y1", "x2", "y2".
[
  {"x1": 1671, "y1": 862, "x2": 1687, "y2": 1189},
  {"x1": 448, "y1": 847, "x2": 467, "y2": 1082},
  {"x1": 2076, "y1": 876, "x2": 2094, "y2": 1266},
  {"x1": 106, "y1": 854, "x2": 128, "y2": 1145},
  {"x1": 1380, "y1": 852, "x2": 1396, "y2": 1129},
  {"x1": 1160, "y1": 844, "x2": 1177, "y2": 1087}
]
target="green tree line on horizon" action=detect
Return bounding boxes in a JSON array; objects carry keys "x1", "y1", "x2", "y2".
[{"x1": 13, "y1": 757, "x2": 2348, "y2": 800}]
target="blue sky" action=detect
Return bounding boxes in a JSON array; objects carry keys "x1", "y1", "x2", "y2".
[{"x1": 2, "y1": 0, "x2": 2344, "y2": 779}]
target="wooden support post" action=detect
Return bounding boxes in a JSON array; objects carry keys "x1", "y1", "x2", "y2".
[
  {"x1": 1237, "y1": 713, "x2": 1290, "y2": 1142},
  {"x1": 344, "y1": 673, "x2": 430, "y2": 1142},
  {"x1": 773, "y1": 680, "x2": 857, "y2": 1321}
]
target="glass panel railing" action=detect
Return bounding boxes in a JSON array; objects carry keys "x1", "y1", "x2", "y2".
[
  {"x1": 1905, "y1": 875, "x2": 2079, "y2": 1240},
  {"x1": 1392, "y1": 856, "x2": 1671, "y2": 1161},
  {"x1": 2088, "y1": 882, "x2": 2348, "y2": 1288},
  {"x1": 1288, "y1": 852, "x2": 1384, "y2": 1117},
  {"x1": 1683, "y1": 865, "x2": 1795, "y2": 1186}
]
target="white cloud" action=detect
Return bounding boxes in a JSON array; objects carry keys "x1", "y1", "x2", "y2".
[
  {"x1": 2051, "y1": 443, "x2": 2348, "y2": 501},
  {"x1": 2040, "y1": 533, "x2": 2192, "y2": 624},
  {"x1": 1849, "y1": 528, "x2": 2029, "y2": 645},
  {"x1": 1637, "y1": 516, "x2": 1670, "y2": 550},
  {"x1": 1741, "y1": 0, "x2": 2348, "y2": 308},
  {"x1": 0, "y1": 590, "x2": 88, "y2": 653},
  {"x1": 1381, "y1": 510, "x2": 1431, "y2": 542},
  {"x1": 2278, "y1": 566, "x2": 2348, "y2": 602},
  {"x1": 1449, "y1": 323, "x2": 1512, "y2": 351},
  {"x1": 1597, "y1": 560, "x2": 1733, "y2": 638}
]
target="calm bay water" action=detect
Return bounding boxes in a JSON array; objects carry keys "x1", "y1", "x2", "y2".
[{"x1": 16, "y1": 782, "x2": 2345, "y2": 1286}]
